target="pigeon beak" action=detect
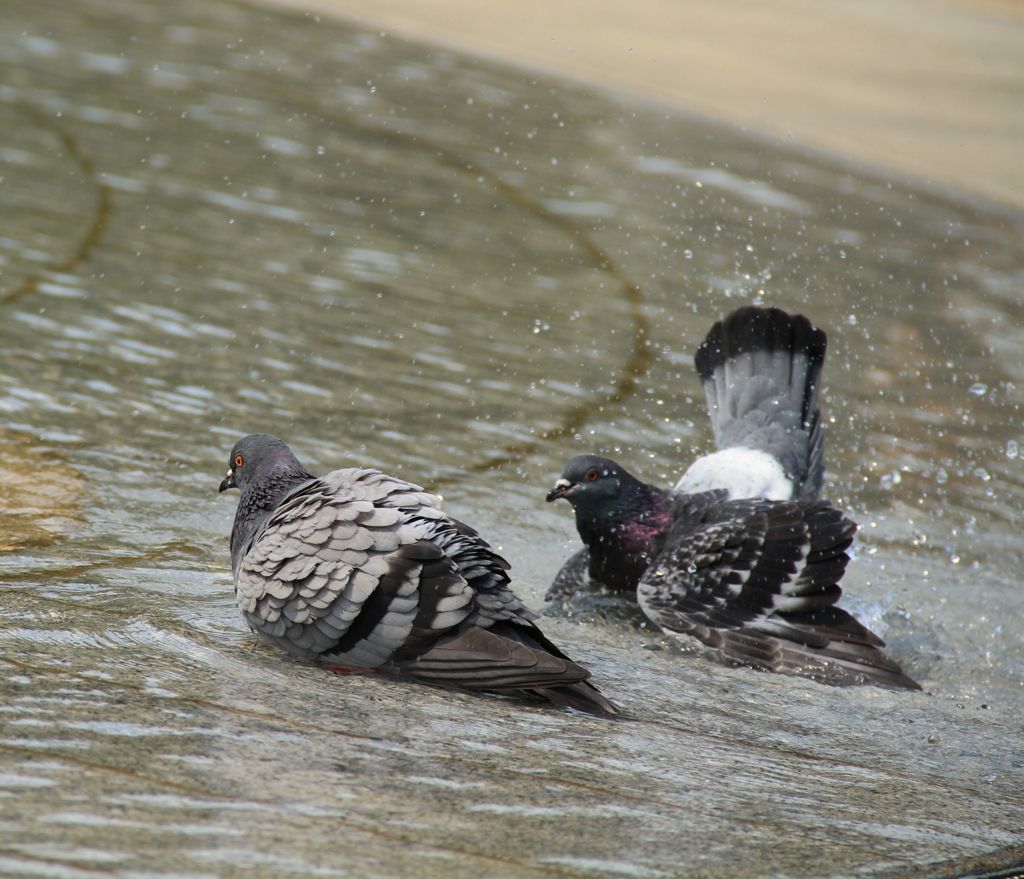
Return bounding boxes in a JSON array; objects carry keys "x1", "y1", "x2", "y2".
[
  {"x1": 546, "y1": 478, "x2": 576, "y2": 502},
  {"x1": 219, "y1": 469, "x2": 236, "y2": 493}
]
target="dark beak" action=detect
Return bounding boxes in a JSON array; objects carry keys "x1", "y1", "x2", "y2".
[
  {"x1": 546, "y1": 478, "x2": 575, "y2": 502},
  {"x1": 219, "y1": 469, "x2": 236, "y2": 493}
]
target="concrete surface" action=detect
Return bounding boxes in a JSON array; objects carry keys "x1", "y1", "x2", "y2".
[{"x1": 255, "y1": 0, "x2": 1024, "y2": 212}]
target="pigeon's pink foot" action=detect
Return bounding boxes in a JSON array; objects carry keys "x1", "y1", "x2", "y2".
[{"x1": 322, "y1": 664, "x2": 372, "y2": 676}]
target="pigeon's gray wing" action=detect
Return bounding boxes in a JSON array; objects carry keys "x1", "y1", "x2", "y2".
[
  {"x1": 639, "y1": 493, "x2": 919, "y2": 690},
  {"x1": 420, "y1": 516, "x2": 537, "y2": 627}
]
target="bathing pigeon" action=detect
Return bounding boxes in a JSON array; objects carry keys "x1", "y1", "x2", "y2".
[
  {"x1": 219, "y1": 434, "x2": 619, "y2": 716},
  {"x1": 546, "y1": 306, "x2": 920, "y2": 690}
]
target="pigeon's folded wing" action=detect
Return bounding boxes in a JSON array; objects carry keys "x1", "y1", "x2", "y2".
[{"x1": 423, "y1": 516, "x2": 537, "y2": 626}]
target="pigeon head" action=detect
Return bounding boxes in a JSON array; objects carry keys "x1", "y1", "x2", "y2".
[
  {"x1": 219, "y1": 434, "x2": 313, "y2": 495},
  {"x1": 220, "y1": 434, "x2": 317, "y2": 571},
  {"x1": 546, "y1": 455, "x2": 637, "y2": 511},
  {"x1": 548, "y1": 455, "x2": 671, "y2": 593}
]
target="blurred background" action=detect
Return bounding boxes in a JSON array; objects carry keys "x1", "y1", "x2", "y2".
[{"x1": 265, "y1": 0, "x2": 1024, "y2": 211}]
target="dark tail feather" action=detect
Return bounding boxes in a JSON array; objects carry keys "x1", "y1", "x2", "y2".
[
  {"x1": 695, "y1": 306, "x2": 827, "y2": 427},
  {"x1": 486, "y1": 621, "x2": 620, "y2": 716},
  {"x1": 533, "y1": 682, "x2": 620, "y2": 718},
  {"x1": 387, "y1": 621, "x2": 621, "y2": 717},
  {"x1": 714, "y1": 626, "x2": 921, "y2": 691},
  {"x1": 775, "y1": 639, "x2": 922, "y2": 691}
]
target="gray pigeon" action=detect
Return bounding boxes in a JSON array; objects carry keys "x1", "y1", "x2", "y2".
[
  {"x1": 219, "y1": 434, "x2": 619, "y2": 716},
  {"x1": 546, "y1": 307, "x2": 920, "y2": 690}
]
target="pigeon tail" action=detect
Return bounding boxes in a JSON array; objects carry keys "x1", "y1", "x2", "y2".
[
  {"x1": 529, "y1": 681, "x2": 621, "y2": 718},
  {"x1": 678, "y1": 306, "x2": 827, "y2": 502},
  {"x1": 383, "y1": 620, "x2": 620, "y2": 715}
]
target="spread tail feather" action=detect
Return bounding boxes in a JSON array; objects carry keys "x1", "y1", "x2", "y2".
[{"x1": 693, "y1": 306, "x2": 827, "y2": 501}]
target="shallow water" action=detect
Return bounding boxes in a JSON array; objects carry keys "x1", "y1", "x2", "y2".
[{"x1": 1, "y1": 0, "x2": 1023, "y2": 877}]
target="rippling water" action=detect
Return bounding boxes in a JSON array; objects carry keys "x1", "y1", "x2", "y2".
[{"x1": 1, "y1": 0, "x2": 1023, "y2": 876}]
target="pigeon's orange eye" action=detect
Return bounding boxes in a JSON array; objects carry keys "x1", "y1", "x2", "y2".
[
  {"x1": 586, "y1": 469, "x2": 599, "y2": 481},
  {"x1": 234, "y1": 455, "x2": 244, "y2": 467}
]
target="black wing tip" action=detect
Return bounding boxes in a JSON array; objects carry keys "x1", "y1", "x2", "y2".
[
  {"x1": 534, "y1": 682, "x2": 622, "y2": 717},
  {"x1": 711, "y1": 626, "x2": 922, "y2": 691},
  {"x1": 694, "y1": 305, "x2": 827, "y2": 381},
  {"x1": 789, "y1": 654, "x2": 923, "y2": 691}
]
